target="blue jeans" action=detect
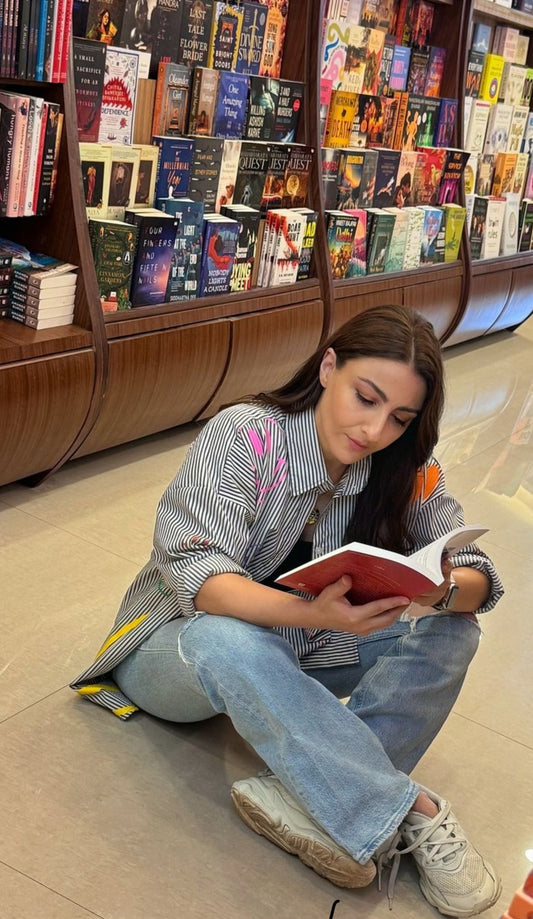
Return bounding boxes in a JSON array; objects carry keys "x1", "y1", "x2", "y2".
[{"x1": 113, "y1": 612, "x2": 481, "y2": 864}]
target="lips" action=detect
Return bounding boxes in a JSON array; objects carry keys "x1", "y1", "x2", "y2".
[{"x1": 347, "y1": 435, "x2": 368, "y2": 451}]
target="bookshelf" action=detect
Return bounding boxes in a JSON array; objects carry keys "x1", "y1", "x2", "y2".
[
  {"x1": 446, "y1": 0, "x2": 533, "y2": 345},
  {"x1": 0, "y1": 0, "x2": 532, "y2": 488}
]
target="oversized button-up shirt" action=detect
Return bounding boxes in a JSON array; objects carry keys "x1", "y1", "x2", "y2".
[{"x1": 71, "y1": 403, "x2": 504, "y2": 719}]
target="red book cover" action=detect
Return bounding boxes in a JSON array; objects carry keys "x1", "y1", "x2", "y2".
[
  {"x1": 52, "y1": 0, "x2": 68, "y2": 82},
  {"x1": 60, "y1": 0, "x2": 76, "y2": 81}
]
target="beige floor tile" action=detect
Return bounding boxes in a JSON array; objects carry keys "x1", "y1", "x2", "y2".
[
  {"x1": 0, "y1": 690, "x2": 529, "y2": 919},
  {"x1": 451, "y1": 543, "x2": 533, "y2": 747},
  {"x1": 0, "y1": 864, "x2": 99, "y2": 919},
  {"x1": 0, "y1": 503, "x2": 138, "y2": 722},
  {"x1": 0, "y1": 421, "x2": 203, "y2": 565}
]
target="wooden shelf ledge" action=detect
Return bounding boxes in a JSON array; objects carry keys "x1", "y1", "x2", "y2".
[
  {"x1": 0, "y1": 321, "x2": 93, "y2": 364},
  {"x1": 102, "y1": 279, "x2": 323, "y2": 339},
  {"x1": 474, "y1": 0, "x2": 533, "y2": 28}
]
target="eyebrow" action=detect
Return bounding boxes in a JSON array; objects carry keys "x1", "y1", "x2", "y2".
[{"x1": 358, "y1": 377, "x2": 421, "y2": 415}]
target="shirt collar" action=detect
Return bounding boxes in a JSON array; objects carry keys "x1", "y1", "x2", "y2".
[{"x1": 285, "y1": 408, "x2": 371, "y2": 497}]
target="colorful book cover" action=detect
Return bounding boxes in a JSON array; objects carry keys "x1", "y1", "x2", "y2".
[
  {"x1": 411, "y1": 147, "x2": 445, "y2": 206},
  {"x1": 358, "y1": 148, "x2": 378, "y2": 207},
  {"x1": 150, "y1": 0, "x2": 183, "y2": 73},
  {"x1": 176, "y1": 0, "x2": 214, "y2": 68},
  {"x1": 466, "y1": 50, "x2": 484, "y2": 99},
  {"x1": 361, "y1": 27, "x2": 385, "y2": 96},
  {"x1": 321, "y1": 19, "x2": 350, "y2": 91},
  {"x1": 199, "y1": 214, "x2": 240, "y2": 295},
  {"x1": 381, "y1": 93, "x2": 400, "y2": 148},
  {"x1": 215, "y1": 138, "x2": 242, "y2": 211},
  {"x1": 442, "y1": 203, "x2": 466, "y2": 262},
  {"x1": 424, "y1": 46, "x2": 446, "y2": 98},
  {"x1": 152, "y1": 62, "x2": 192, "y2": 137},
  {"x1": 258, "y1": 0, "x2": 287, "y2": 79},
  {"x1": 383, "y1": 207, "x2": 410, "y2": 273},
  {"x1": 437, "y1": 149, "x2": 470, "y2": 205},
  {"x1": 402, "y1": 206, "x2": 424, "y2": 269},
  {"x1": 342, "y1": 25, "x2": 368, "y2": 94},
  {"x1": 410, "y1": 0, "x2": 434, "y2": 48},
  {"x1": 0, "y1": 99, "x2": 16, "y2": 216},
  {"x1": 498, "y1": 63, "x2": 527, "y2": 107},
  {"x1": 152, "y1": 136, "x2": 195, "y2": 200},
  {"x1": 125, "y1": 207, "x2": 179, "y2": 305},
  {"x1": 157, "y1": 196, "x2": 204, "y2": 300},
  {"x1": 118, "y1": 0, "x2": 157, "y2": 53},
  {"x1": 320, "y1": 78, "x2": 334, "y2": 145},
  {"x1": 220, "y1": 203, "x2": 261, "y2": 291},
  {"x1": 479, "y1": 53, "x2": 505, "y2": 105},
  {"x1": 321, "y1": 147, "x2": 342, "y2": 211},
  {"x1": 72, "y1": 37, "x2": 106, "y2": 143},
  {"x1": 188, "y1": 135, "x2": 224, "y2": 212},
  {"x1": 244, "y1": 76, "x2": 280, "y2": 141},
  {"x1": 261, "y1": 142, "x2": 292, "y2": 212},
  {"x1": 377, "y1": 35, "x2": 395, "y2": 96},
  {"x1": 281, "y1": 144, "x2": 314, "y2": 208},
  {"x1": 89, "y1": 217, "x2": 139, "y2": 310},
  {"x1": 212, "y1": 70, "x2": 249, "y2": 138},
  {"x1": 366, "y1": 208, "x2": 395, "y2": 274},
  {"x1": 512, "y1": 152, "x2": 529, "y2": 197},
  {"x1": 407, "y1": 48, "x2": 430, "y2": 96},
  {"x1": 389, "y1": 45, "x2": 411, "y2": 92},
  {"x1": 97, "y1": 46, "x2": 139, "y2": 145},
  {"x1": 344, "y1": 207, "x2": 367, "y2": 277},
  {"x1": 463, "y1": 152, "x2": 478, "y2": 197},
  {"x1": 133, "y1": 143, "x2": 160, "y2": 206},
  {"x1": 483, "y1": 103, "x2": 513, "y2": 156},
  {"x1": 491, "y1": 152, "x2": 518, "y2": 196},
  {"x1": 235, "y1": 0, "x2": 267, "y2": 75},
  {"x1": 208, "y1": 2, "x2": 243, "y2": 70},
  {"x1": 273, "y1": 80, "x2": 304, "y2": 143},
  {"x1": 416, "y1": 97, "x2": 441, "y2": 148},
  {"x1": 324, "y1": 89, "x2": 358, "y2": 148},
  {"x1": 233, "y1": 139, "x2": 271, "y2": 209},
  {"x1": 372, "y1": 149, "x2": 401, "y2": 207},
  {"x1": 85, "y1": 0, "x2": 125, "y2": 45},
  {"x1": 402, "y1": 95, "x2": 426, "y2": 152},
  {"x1": 36, "y1": 104, "x2": 62, "y2": 215},
  {"x1": 188, "y1": 66, "x2": 220, "y2": 136},
  {"x1": 507, "y1": 105, "x2": 529, "y2": 155},
  {"x1": 393, "y1": 150, "x2": 417, "y2": 207},
  {"x1": 475, "y1": 154, "x2": 495, "y2": 197},
  {"x1": 520, "y1": 69, "x2": 533, "y2": 108},
  {"x1": 79, "y1": 141, "x2": 112, "y2": 218},
  {"x1": 434, "y1": 98, "x2": 457, "y2": 148},
  {"x1": 0, "y1": 91, "x2": 29, "y2": 217},
  {"x1": 357, "y1": 94, "x2": 384, "y2": 147},
  {"x1": 325, "y1": 209, "x2": 359, "y2": 278},
  {"x1": 105, "y1": 144, "x2": 140, "y2": 218},
  {"x1": 295, "y1": 208, "x2": 318, "y2": 281},
  {"x1": 465, "y1": 99, "x2": 491, "y2": 153},
  {"x1": 419, "y1": 205, "x2": 444, "y2": 263},
  {"x1": 518, "y1": 198, "x2": 533, "y2": 251},
  {"x1": 336, "y1": 148, "x2": 365, "y2": 209}
]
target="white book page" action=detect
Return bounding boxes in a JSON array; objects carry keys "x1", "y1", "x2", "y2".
[{"x1": 409, "y1": 525, "x2": 488, "y2": 582}]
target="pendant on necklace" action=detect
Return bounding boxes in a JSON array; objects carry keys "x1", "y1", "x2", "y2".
[{"x1": 306, "y1": 508, "x2": 320, "y2": 525}]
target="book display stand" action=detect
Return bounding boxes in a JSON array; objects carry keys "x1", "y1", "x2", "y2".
[{"x1": 0, "y1": 0, "x2": 532, "y2": 488}]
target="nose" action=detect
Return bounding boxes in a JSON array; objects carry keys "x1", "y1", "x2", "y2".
[{"x1": 361, "y1": 410, "x2": 388, "y2": 443}]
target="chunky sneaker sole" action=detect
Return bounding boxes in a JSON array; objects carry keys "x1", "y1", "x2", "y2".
[{"x1": 231, "y1": 774, "x2": 376, "y2": 889}]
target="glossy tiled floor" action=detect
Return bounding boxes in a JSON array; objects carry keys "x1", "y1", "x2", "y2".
[{"x1": 1, "y1": 318, "x2": 532, "y2": 919}]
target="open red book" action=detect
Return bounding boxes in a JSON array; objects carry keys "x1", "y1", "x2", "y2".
[{"x1": 275, "y1": 525, "x2": 488, "y2": 604}]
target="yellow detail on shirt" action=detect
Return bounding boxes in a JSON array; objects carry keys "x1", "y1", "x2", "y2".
[
  {"x1": 77, "y1": 684, "x2": 118, "y2": 695},
  {"x1": 112, "y1": 705, "x2": 139, "y2": 718},
  {"x1": 95, "y1": 614, "x2": 150, "y2": 658}
]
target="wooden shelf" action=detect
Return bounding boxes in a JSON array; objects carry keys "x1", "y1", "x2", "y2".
[
  {"x1": 471, "y1": 251, "x2": 533, "y2": 274},
  {"x1": 0, "y1": 320, "x2": 93, "y2": 364},
  {"x1": 102, "y1": 280, "x2": 322, "y2": 338},
  {"x1": 473, "y1": 0, "x2": 533, "y2": 28}
]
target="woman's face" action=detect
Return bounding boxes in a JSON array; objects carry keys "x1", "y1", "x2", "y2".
[
  {"x1": 314, "y1": 353, "x2": 426, "y2": 482},
  {"x1": 102, "y1": 10, "x2": 110, "y2": 24}
]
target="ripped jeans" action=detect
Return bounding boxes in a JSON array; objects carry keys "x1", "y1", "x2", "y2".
[{"x1": 113, "y1": 612, "x2": 481, "y2": 864}]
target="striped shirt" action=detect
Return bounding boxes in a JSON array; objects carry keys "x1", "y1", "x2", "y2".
[{"x1": 70, "y1": 403, "x2": 504, "y2": 719}]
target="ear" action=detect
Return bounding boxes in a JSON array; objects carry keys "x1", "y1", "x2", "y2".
[{"x1": 319, "y1": 348, "x2": 336, "y2": 388}]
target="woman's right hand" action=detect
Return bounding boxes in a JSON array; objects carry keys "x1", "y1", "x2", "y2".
[{"x1": 311, "y1": 576, "x2": 410, "y2": 635}]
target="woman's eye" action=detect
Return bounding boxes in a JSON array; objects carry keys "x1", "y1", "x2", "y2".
[
  {"x1": 356, "y1": 391, "x2": 374, "y2": 406},
  {"x1": 393, "y1": 416, "x2": 408, "y2": 428}
]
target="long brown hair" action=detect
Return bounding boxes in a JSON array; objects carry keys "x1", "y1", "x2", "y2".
[{"x1": 254, "y1": 305, "x2": 445, "y2": 552}]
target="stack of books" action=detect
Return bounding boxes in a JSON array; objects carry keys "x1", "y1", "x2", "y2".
[{"x1": 9, "y1": 255, "x2": 77, "y2": 330}]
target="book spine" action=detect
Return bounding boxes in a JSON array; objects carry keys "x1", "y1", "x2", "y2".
[
  {"x1": 59, "y1": 0, "x2": 74, "y2": 82},
  {"x1": 27, "y1": 0, "x2": 41, "y2": 79},
  {"x1": 52, "y1": 0, "x2": 67, "y2": 82},
  {"x1": 5, "y1": 96, "x2": 29, "y2": 216},
  {"x1": 34, "y1": 0, "x2": 48, "y2": 80},
  {"x1": 152, "y1": 62, "x2": 167, "y2": 137},
  {"x1": 15, "y1": 0, "x2": 31, "y2": 78},
  {"x1": 28, "y1": 100, "x2": 48, "y2": 215}
]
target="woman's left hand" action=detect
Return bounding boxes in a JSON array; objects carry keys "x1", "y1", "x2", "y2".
[{"x1": 412, "y1": 556, "x2": 453, "y2": 608}]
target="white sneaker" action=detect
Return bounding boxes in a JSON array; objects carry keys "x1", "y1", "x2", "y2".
[
  {"x1": 231, "y1": 773, "x2": 376, "y2": 889},
  {"x1": 379, "y1": 789, "x2": 502, "y2": 917}
]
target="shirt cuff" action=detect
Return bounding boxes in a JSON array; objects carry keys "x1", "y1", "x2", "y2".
[{"x1": 173, "y1": 553, "x2": 253, "y2": 617}]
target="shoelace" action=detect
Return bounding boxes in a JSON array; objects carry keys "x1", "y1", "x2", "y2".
[{"x1": 376, "y1": 801, "x2": 467, "y2": 909}]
